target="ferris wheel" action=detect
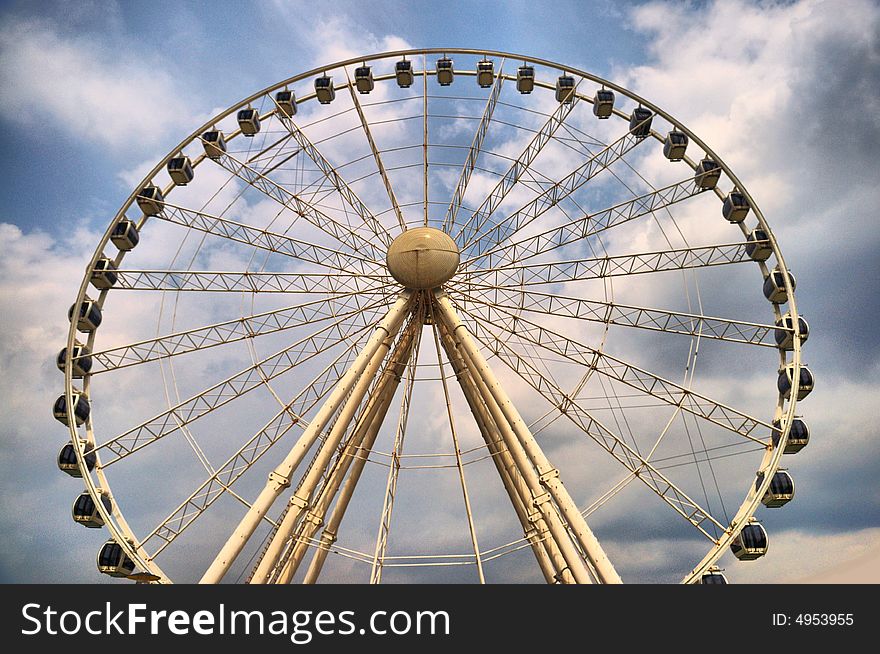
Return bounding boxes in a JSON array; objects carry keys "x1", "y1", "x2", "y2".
[{"x1": 56, "y1": 48, "x2": 811, "y2": 584}]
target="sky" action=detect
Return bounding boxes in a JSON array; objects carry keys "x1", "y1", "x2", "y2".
[{"x1": 0, "y1": 0, "x2": 879, "y2": 585}]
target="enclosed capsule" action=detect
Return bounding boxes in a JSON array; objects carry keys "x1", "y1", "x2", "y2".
[
  {"x1": 355, "y1": 65, "x2": 374, "y2": 94},
  {"x1": 698, "y1": 566, "x2": 728, "y2": 584},
  {"x1": 763, "y1": 267, "x2": 796, "y2": 304},
  {"x1": 72, "y1": 491, "x2": 113, "y2": 528},
  {"x1": 136, "y1": 185, "x2": 164, "y2": 216},
  {"x1": 477, "y1": 60, "x2": 494, "y2": 88},
  {"x1": 593, "y1": 89, "x2": 614, "y2": 118},
  {"x1": 236, "y1": 108, "x2": 261, "y2": 136},
  {"x1": 757, "y1": 470, "x2": 795, "y2": 508},
  {"x1": 663, "y1": 130, "x2": 688, "y2": 161},
  {"x1": 730, "y1": 518, "x2": 768, "y2": 560},
  {"x1": 56, "y1": 344, "x2": 92, "y2": 378},
  {"x1": 694, "y1": 157, "x2": 721, "y2": 189},
  {"x1": 275, "y1": 89, "x2": 297, "y2": 117},
  {"x1": 772, "y1": 417, "x2": 810, "y2": 453},
  {"x1": 57, "y1": 441, "x2": 97, "y2": 477},
  {"x1": 745, "y1": 227, "x2": 771, "y2": 262},
  {"x1": 436, "y1": 56, "x2": 454, "y2": 86},
  {"x1": 396, "y1": 58, "x2": 414, "y2": 88},
  {"x1": 629, "y1": 107, "x2": 653, "y2": 138},
  {"x1": 53, "y1": 391, "x2": 90, "y2": 427},
  {"x1": 722, "y1": 190, "x2": 750, "y2": 223},
  {"x1": 97, "y1": 540, "x2": 136, "y2": 578},
  {"x1": 555, "y1": 74, "x2": 575, "y2": 103},
  {"x1": 201, "y1": 130, "x2": 227, "y2": 159},
  {"x1": 315, "y1": 74, "x2": 335, "y2": 104},
  {"x1": 110, "y1": 219, "x2": 139, "y2": 251},
  {"x1": 167, "y1": 155, "x2": 194, "y2": 186},
  {"x1": 90, "y1": 257, "x2": 118, "y2": 290},
  {"x1": 68, "y1": 298, "x2": 102, "y2": 332},
  {"x1": 516, "y1": 65, "x2": 535, "y2": 94},
  {"x1": 775, "y1": 313, "x2": 810, "y2": 350},
  {"x1": 778, "y1": 363, "x2": 814, "y2": 401}
]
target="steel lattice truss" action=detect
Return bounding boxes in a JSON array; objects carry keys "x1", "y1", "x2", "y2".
[{"x1": 59, "y1": 49, "x2": 807, "y2": 587}]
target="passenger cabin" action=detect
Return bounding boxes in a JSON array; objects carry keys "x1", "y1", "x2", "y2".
[
  {"x1": 516, "y1": 65, "x2": 535, "y2": 94},
  {"x1": 56, "y1": 344, "x2": 92, "y2": 378},
  {"x1": 396, "y1": 59, "x2": 414, "y2": 87},
  {"x1": 90, "y1": 257, "x2": 118, "y2": 290},
  {"x1": 275, "y1": 90, "x2": 297, "y2": 117},
  {"x1": 663, "y1": 130, "x2": 688, "y2": 161},
  {"x1": 167, "y1": 156, "x2": 194, "y2": 186},
  {"x1": 355, "y1": 65, "x2": 374, "y2": 94},
  {"x1": 477, "y1": 60, "x2": 494, "y2": 88},
  {"x1": 57, "y1": 441, "x2": 97, "y2": 477},
  {"x1": 136, "y1": 185, "x2": 164, "y2": 216},
  {"x1": 201, "y1": 130, "x2": 227, "y2": 159},
  {"x1": 629, "y1": 107, "x2": 653, "y2": 138},
  {"x1": 694, "y1": 157, "x2": 721, "y2": 189},
  {"x1": 722, "y1": 190, "x2": 750, "y2": 223},
  {"x1": 53, "y1": 391, "x2": 90, "y2": 427},
  {"x1": 436, "y1": 57, "x2": 454, "y2": 86},
  {"x1": 111, "y1": 219, "x2": 139, "y2": 251},
  {"x1": 730, "y1": 518, "x2": 768, "y2": 560},
  {"x1": 593, "y1": 89, "x2": 614, "y2": 118},
  {"x1": 97, "y1": 541, "x2": 136, "y2": 578},
  {"x1": 236, "y1": 108, "x2": 261, "y2": 136},
  {"x1": 745, "y1": 227, "x2": 771, "y2": 262},
  {"x1": 758, "y1": 470, "x2": 795, "y2": 508},
  {"x1": 698, "y1": 566, "x2": 728, "y2": 584},
  {"x1": 69, "y1": 298, "x2": 102, "y2": 332},
  {"x1": 772, "y1": 417, "x2": 809, "y2": 453},
  {"x1": 778, "y1": 363, "x2": 814, "y2": 401},
  {"x1": 763, "y1": 267, "x2": 796, "y2": 304},
  {"x1": 555, "y1": 74, "x2": 575, "y2": 103},
  {"x1": 72, "y1": 491, "x2": 112, "y2": 528},
  {"x1": 775, "y1": 313, "x2": 810, "y2": 350},
  {"x1": 315, "y1": 75, "x2": 335, "y2": 104}
]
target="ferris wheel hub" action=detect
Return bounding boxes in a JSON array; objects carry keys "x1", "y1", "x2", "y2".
[{"x1": 385, "y1": 227, "x2": 460, "y2": 289}]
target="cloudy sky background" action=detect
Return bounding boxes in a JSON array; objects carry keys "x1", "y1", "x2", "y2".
[{"x1": 1, "y1": 0, "x2": 878, "y2": 584}]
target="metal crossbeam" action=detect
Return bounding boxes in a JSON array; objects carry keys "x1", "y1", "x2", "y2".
[{"x1": 112, "y1": 269, "x2": 390, "y2": 294}]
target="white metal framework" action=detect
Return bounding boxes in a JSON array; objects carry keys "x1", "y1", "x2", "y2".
[{"x1": 59, "y1": 48, "x2": 807, "y2": 584}]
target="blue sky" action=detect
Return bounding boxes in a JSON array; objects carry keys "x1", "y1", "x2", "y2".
[{"x1": 1, "y1": 0, "x2": 879, "y2": 584}]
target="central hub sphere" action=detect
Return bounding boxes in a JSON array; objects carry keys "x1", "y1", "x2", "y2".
[{"x1": 386, "y1": 227, "x2": 460, "y2": 290}]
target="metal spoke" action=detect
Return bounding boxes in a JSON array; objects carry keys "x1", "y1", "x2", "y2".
[{"x1": 112, "y1": 269, "x2": 391, "y2": 294}]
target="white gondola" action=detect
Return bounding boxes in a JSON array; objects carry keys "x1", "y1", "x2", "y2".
[
  {"x1": 275, "y1": 89, "x2": 297, "y2": 117},
  {"x1": 745, "y1": 227, "x2": 771, "y2": 261},
  {"x1": 53, "y1": 391, "x2": 90, "y2": 427},
  {"x1": 56, "y1": 344, "x2": 92, "y2": 378},
  {"x1": 90, "y1": 257, "x2": 118, "y2": 290},
  {"x1": 167, "y1": 155, "x2": 194, "y2": 186},
  {"x1": 110, "y1": 219, "x2": 139, "y2": 251},
  {"x1": 722, "y1": 190, "x2": 750, "y2": 223},
  {"x1": 136, "y1": 185, "x2": 164, "y2": 216},
  {"x1": 57, "y1": 441, "x2": 97, "y2": 477},
  {"x1": 201, "y1": 130, "x2": 227, "y2": 159},
  {"x1": 396, "y1": 58, "x2": 414, "y2": 87},
  {"x1": 68, "y1": 298, "x2": 102, "y2": 332},
  {"x1": 237, "y1": 108, "x2": 261, "y2": 136},
  {"x1": 97, "y1": 540, "x2": 136, "y2": 578},
  {"x1": 772, "y1": 417, "x2": 809, "y2": 453},
  {"x1": 757, "y1": 470, "x2": 795, "y2": 508},
  {"x1": 730, "y1": 518, "x2": 768, "y2": 560},
  {"x1": 516, "y1": 65, "x2": 535, "y2": 93},
  {"x1": 477, "y1": 60, "x2": 494, "y2": 88},
  {"x1": 775, "y1": 313, "x2": 810, "y2": 350},
  {"x1": 694, "y1": 157, "x2": 721, "y2": 189},
  {"x1": 593, "y1": 88, "x2": 614, "y2": 118},
  {"x1": 72, "y1": 491, "x2": 113, "y2": 528},
  {"x1": 778, "y1": 363, "x2": 814, "y2": 401},
  {"x1": 629, "y1": 107, "x2": 653, "y2": 137},
  {"x1": 355, "y1": 65, "x2": 374, "y2": 94},
  {"x1": 763, "y1": 267, "x2": 796, "y2": 303},
  {"x1": 555, "y1": 74, "x2": 575, "y2": 103},
  {"x1": 663, "y1": 130, "x2": 688, "y2": 161},
  {"x1": 698, "y1": 566, "x2": 728, "y2": 584},
  {"x1": 315, "y1": 75, "x2": 335, "y2": 103},
  {"x1": 436, "y1": 56, "x2": 454, "y2": 86}
]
